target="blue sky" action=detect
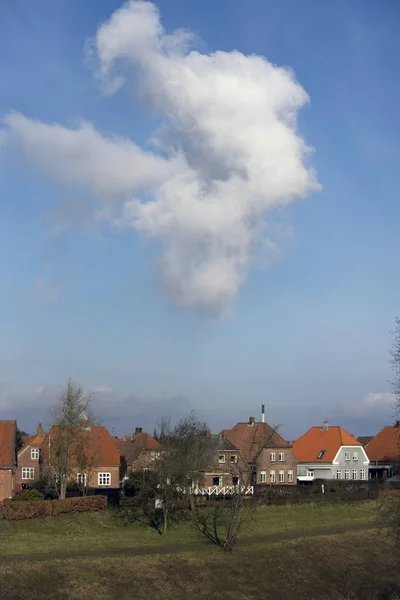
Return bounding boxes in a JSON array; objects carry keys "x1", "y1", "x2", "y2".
[{"x1": 0, "y1": 0, "x2": 399, "y2": 439}]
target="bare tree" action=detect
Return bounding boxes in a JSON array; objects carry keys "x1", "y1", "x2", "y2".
[
  {"x1": 390, "y1": 317, "x2": 400, "y2": 419},
  {"x1": 45, "y1": 380, "x2": 97, "y2": 499},
  {"x1": 135, "y1": 412, "x2": 210, "y2": 535},
  {"x1": 195, "y1": 423, "x2": 282, "y2": 551}
]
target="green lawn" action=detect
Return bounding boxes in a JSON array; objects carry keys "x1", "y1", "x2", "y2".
[
  {"x1": 0, "y1": 501, "x2": 377, "y2": 558},
  {"x1": 0, "y1": 530, "x2": 398, "y2": 600}
]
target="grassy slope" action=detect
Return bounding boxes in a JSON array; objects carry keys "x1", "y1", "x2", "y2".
[
  {"x1": 0, "y1": 501, "x2": 376, "y2": 557},
  {"x1": 0, "y1": 530, "x2": 398, "y2": 600}
]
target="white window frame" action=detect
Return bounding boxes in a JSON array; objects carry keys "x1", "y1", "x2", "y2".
[
  {"x1": 353, "y1": 452, "x2": 359, "y2": 461},
  {"x1": 212, "y1": 475, "x2": 222, "y2": 487},
  {"x1": 279, "y1": 452, "x2": 285, "y2": 462},
  {"x1": 270, "y1": 452, "x2": 276, "y2": 462},
  {"x1": 98, "y1": 472, "x2": 111, "y2": 486},
  {"x1": 218, "y1": 455, "x2": 226, "y2": 464},
  {"x1": 30, "y1": 448, "x2": 39, "y2": 460},
  {"x1": 230, "y1": 455, "x2": 237, "y2": 463},
  {"x1": 22, "y1": 467, "x2": 35, "y2": 480},
  {"x1": 288, "y1": 470, "x2": 294, "y2": 483},
  {"x1": 360, "y1": 469, "x2": 366, "y2": 480},
  {"x1": 270, "y1": 470, "x2": 276, "y2": 483},
  {"x1": 344, "y1": 452, "x2": 350, "y2": 461},
  {"x1": 77, "y1": 473, "x2": 87, "y2": 486},
  {"x1": 336, "y1": 469, "x2": 342, "y2": 480},
  {"x1": 260, "y1": 471, "x2": 266, "y2": 483},
  {"x1": 278, "y1": 470, "x2": 285, "y2": 483},
  {"x1": 352, "y1": 469, "x2": 358, "y2": 480},
  {"x1": 344, "y1": 469, "x2": 350, "y2": 480}
]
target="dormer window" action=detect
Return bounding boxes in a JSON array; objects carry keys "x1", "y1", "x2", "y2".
[{"x1": 317, "y1": 450, "x2": 326, "y2": 459}]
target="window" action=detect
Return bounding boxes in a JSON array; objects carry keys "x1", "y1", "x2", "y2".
[
  {"x1": 317, "y1": 450, "x2": 326, "y2": 459},
  {"x1": 279, "y1": 452, "x2": 285, "y2": 462},
  {"x1": 31, "y1": 448, "x2": 39, "y2": 460},
  {"x1": 270, "y1": 452, "x2": 276, "y2": 462},
  {"x1": 212, "y1": 476, "x2": 221, "y2": 486},
  {"x1": 230, "y1": 455, "x2": 237, "y2": 463},
  {"x1": 260, "y1": 471, "x2": 266, "y2": 483},
  {"x1": 98, "y1": 472, "x2": 111, "y2": 486},
  {"x1": 232, "y1": 476, "x2": 239, "y2": 485},
  {"x1": 352, "y1": 469, "x2": 358, "y2": 480},
  {"x1": 353, "y1": 452, "x2": 358, "y2": 461},
  {"x1": 279, "y1": 470, "x2": 285, "y2": 483},
  {"x1": 336, "y1": 470, "x2": 342, "y2": 480},
  {"x1": 218, "y1": 455, "x2": 226, "y2": 464},
  {"x1": 344, "y1": 452, "x2": 350, "y2": 461},
  {"x1": 270, "y1": 470, "x2": 276, "y2": 483},
  {"x1": 344, "y1": 469, "x2": 350, "y2": 480},
  {"x1": 298, "y1": 468, "x2": 307, "y2": 477},
  {"x1": 288, "y1": 470, "x2": 294, "y2": 483},
  {"x1": 360, "y1": 469, "x2": 366, "y2": 480},
  {"x1": 150, "y1": 452, "x2": 160, "y2": 461},
  {"x1": 22, "y1": 467, "x2": 34, "y2": 480},
  {"x1": 77, "y1": 473, "x2": 87, "y2": 486}
]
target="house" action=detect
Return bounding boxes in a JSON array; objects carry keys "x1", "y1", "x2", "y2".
[
  {"x1": 0, "y1": 420, "x2": 17, "y2": 501},
  {"x1": 293, "y1": 421, "x2": 369, "y2": 482},
  {"x1": 197, "y1": 434, "x2": 242, "y2": 488},
  {"x1": 117, "y1": 428, "x2": 161, "y2": 475},
  {"x1": 43, "y1": 423, "x2": 121, "y2": 490},
  {"x1": 364, "y1": 422, "x2": 400, "y2": 479},
  {"x1": 222, "y1": 410, "x2": 298, "y2": 486},
  {"x1": 15, "y1": 423, "x2": 46, "y2": 493}
]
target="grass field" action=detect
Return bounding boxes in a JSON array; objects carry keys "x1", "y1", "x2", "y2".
[
  {"x1": 0, "y1": 501, "x2": 377, "y2": 557},
  {"x1": 0, "y1": 529, "x2": 398, "y2": 600}
]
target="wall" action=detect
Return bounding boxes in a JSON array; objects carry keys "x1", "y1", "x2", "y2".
[
  {"x1": 15, "y1": 445, "x2": 42, "y2": 492},
  {"x1": 0, "y1": 469, "x2": 14, "y2": 501},
  {"x1": 257, "y1": 447, "x2": 297, "y2": 485},
  {"x1": 85, "y1": 466, "x2": 120, "y2": 489},
  {"x1": 333, "y1": 446, "x2": 369, "y2": 481}
]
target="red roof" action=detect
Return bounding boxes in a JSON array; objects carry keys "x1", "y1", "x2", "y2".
[
  {"x1": 19, "y1": 433, "x2": 46, "y2": 455},
  {"x1": 119, "y1": 432, "x2": 160, "y2": 464},
  {"x1": 0, "y1": 420, "x2": 16, "y2": 467},
  {"x1": 47, "y1": 425, "x2": 120, "y2": 466},
  {"x1": 223, "y1": 421, "x2": 290, "y2": 462},
  {"x1": 293, "y1": 426, "x2": 362, "y2": 463},
  {"x1": 365, "y1": 426, "x2": 400, "y2": 462}
]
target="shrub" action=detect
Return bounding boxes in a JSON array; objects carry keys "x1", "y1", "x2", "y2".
[
  {"x1": 12, "y1": 489, "x2": 44, "y2": 502},
  {"x1": 0, "y1": 495, "x2": 108, "y2": 520}
]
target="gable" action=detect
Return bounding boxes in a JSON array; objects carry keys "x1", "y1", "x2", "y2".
[{"x1": 293, "y1": 426, "x2": 362, "y2": 463}]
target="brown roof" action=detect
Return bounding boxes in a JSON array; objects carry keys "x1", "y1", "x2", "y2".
[
  {"x1": 357, "y1": 436, "x2": 374, "y2": 448},
  {"x1": 223, "y1": 421, "x2": 290, "y2": 462},
  {"x1": 47, "y1": 425, "x2": 120, "y2": 466},
  {"x1": 119, "y1": 432, "x2": 160, "y2": 464},
  {"x1": 19, "y1": 433, "x2": 46, "y2": 455},
  {"x1": 293, "y1": 426, "x2": 362, "y2": 463},
  {"x1": 364, "y1": 426, "x2": 400, "y2": 463},
  {"x1": 0, "y1": 420, "x2": 16, "y2": 467}
]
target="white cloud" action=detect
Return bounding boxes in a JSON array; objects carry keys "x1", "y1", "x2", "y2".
[
  {"x1": 2, "y1": 0, "x2": 320, "y2": 314},
  {"x1": 363, "y1": 392, "x2": 395, "y2": 406},
  {"x1": 88, "y1": 385, "x2": 113, "y2": 394}
]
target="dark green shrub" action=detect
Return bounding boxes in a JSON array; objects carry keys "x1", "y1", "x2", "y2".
[{"x1": 12, "y1": 489, "x2": 44, "y2": 502}]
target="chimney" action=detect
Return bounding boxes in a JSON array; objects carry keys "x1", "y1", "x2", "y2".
[
  {"x1": 37, "y1": 423, "x2": 44, "y2": 436},
  {"x1": 322, "y1": 421, "x2": 328, "y2": 431},
  {"x1": 249, "y1": 417, "x2": 255, "y2": 426},
  {"x1": 124, "y1": 435, "x2": 130, "y2": 442},
  {"x1": 135, "y1": 427, "x2": 143, "y2": 435},
  {"x1": 394, "y1": 420, "x2": 400, "y2": 429},
  {"x1": 261, "y1": 404, "x2": 265, "y2": 423}
]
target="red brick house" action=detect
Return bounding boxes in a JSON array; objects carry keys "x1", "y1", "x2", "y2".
[
  {"x1": 42, "y1": 424, "x2": 121, "y2": 490},
  {"x1": 0, "y1": 420, "x2": 17, "y2": 501},
  {"x1": 223, "y1": 415, "x2": 297, "y2": 486},
  {"x1": 364, "y1": 422, "x2": 400, "y2": 479},
  {"x1": 197, "y1": 434, "x2": 243, "y2": 488},
  {"x1": 15, "y1": 423, "x2": 45, "y2": 493},
  {"x1": 117, "y1": 428, "x2": 161, "y2": 474}
]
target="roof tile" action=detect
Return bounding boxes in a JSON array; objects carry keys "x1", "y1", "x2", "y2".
[
  {"x1": 0, "y1": 420, "x2": 16, "y2": 467},
  {"x1": 293, "y1": 426, "x2": 362, "y2": 463}
]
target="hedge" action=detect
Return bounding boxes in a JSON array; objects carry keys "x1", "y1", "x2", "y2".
[{"x1": 0, "y1": 495, "x2": 107, "y2": 520}]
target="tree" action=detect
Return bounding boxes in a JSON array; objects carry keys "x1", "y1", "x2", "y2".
[
  {"x1": 390, "y1": 317, "x2": 400, "y2": 419},
  {"x1": 15, "y1": 427, "x2": 28, "y2": 452},
  {"x1": 45, "y1": 380, "x2": 97, "y2": 499},
  {"x1": 137, "y1": 412, "x2": 210, "y2": 535},
  {"x1": 195, "y1": 423, "x2": 281, "y2": 551}
]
